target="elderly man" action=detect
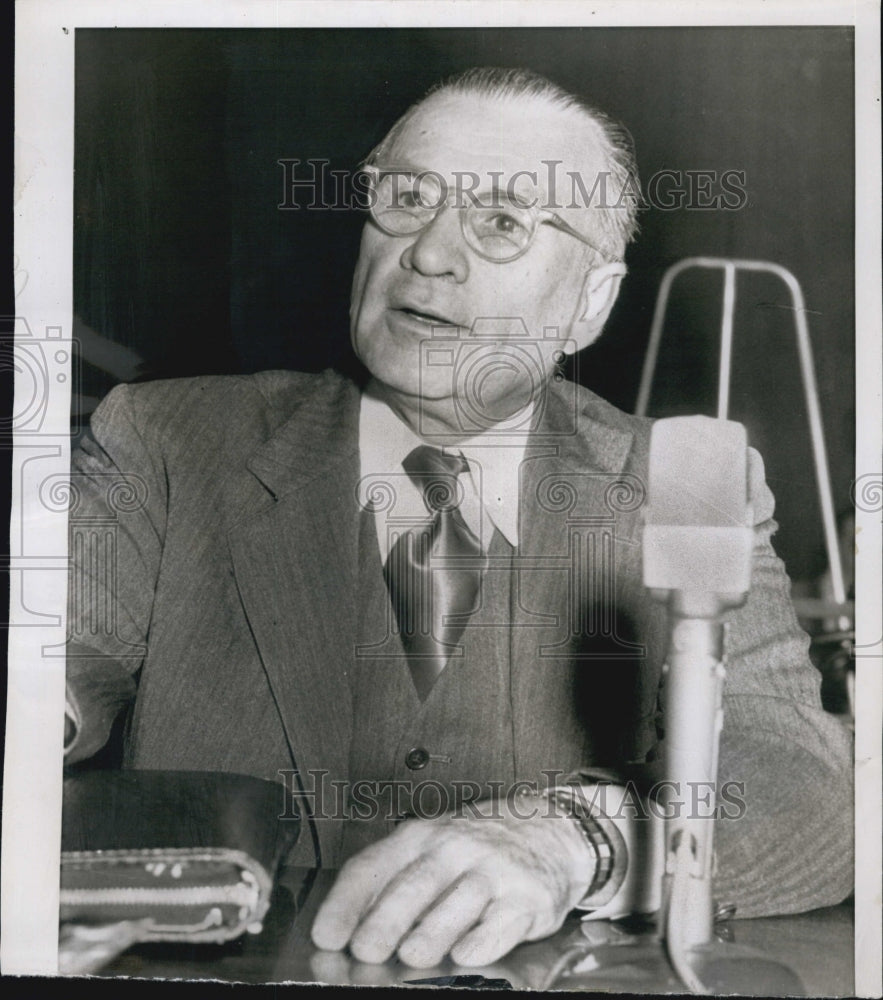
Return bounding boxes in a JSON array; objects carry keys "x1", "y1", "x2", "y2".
[{"x1": 64, "y1": 68, "x2": 853, "y2": 969}]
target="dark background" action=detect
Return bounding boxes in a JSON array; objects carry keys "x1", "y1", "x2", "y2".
[{"x1": 73, "y1": 27, "x2": 854, "y2": 585}]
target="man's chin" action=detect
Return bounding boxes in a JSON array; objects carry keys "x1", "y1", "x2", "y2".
[{"x1": 363, "y1": 368, "x2": 452, "y2": 403}]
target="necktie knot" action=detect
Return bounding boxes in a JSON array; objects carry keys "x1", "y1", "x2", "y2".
[{"x1": 402, "y1": 445, "x2": 469, "y2": 514}]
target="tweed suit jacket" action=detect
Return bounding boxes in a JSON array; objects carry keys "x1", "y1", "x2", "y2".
[{"x1": 64, "y1": 369, "x2": 853, "y2": 914}]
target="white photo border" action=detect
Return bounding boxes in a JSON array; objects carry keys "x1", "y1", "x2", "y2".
[{"x1": 7, "y1": 1, "x2": 881, "y2": 993}]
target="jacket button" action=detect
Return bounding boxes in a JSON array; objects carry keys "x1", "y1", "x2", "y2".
[{"x1": 405, "y1": 747, "x2": 430, "y2": 770}]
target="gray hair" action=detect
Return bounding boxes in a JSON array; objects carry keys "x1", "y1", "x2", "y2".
[{"x1": 366, "y1": 67, "x2": 641, "y2": 261}]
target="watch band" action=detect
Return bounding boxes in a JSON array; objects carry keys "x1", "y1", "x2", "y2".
[{"x1": 543, "y1": 785, "x2": 629, "y2": 909}]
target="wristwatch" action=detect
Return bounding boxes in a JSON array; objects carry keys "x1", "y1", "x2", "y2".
[{"x1": 543, "y1": 785, "x2": 629, "y2": 909}]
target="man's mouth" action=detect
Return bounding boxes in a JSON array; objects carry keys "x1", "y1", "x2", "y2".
[{"x1": 397, "y1": 307, "x2": 459, "y2": 328}]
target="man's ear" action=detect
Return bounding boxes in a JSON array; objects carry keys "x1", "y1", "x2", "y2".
[{"x1": 567, "y1": 262, "x2": 627, "y2": 353}]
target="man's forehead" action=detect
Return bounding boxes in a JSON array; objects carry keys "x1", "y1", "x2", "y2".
[
  {"x1": 380, "y1": 91, "x2": 616, "y2": 245},
  {"x1": 385, "y1": 92, "x2": 606, "y2": 192}
]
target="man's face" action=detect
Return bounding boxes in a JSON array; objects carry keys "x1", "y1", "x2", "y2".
[{"x1": 349, "y1": 92, "x2": 611, "y2": 425}]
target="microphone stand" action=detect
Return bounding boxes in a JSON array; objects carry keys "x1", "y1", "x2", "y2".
[
  {"x1": 647, "y1": 586, "x2": 806, "y2": 995},
  {"x1": 653, "y1": 589, "x2": 739, "y2": 992},
  {"x1": 656, "y1": 593, "x2": 734, "y2": 960}
]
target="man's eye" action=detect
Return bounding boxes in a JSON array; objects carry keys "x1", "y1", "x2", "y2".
[
  {"x1": 375, "y1": 175, "x2": 433, "y2": 213},
  {"x1": 470, "y1": 208, "x2": 531, "y2": 247},
  {"x1": 400, "y1": 189, "x2": 425, "y2": 210},
  {"x1": 489, "y1": 212, "x2": 522, "y2": 234}
]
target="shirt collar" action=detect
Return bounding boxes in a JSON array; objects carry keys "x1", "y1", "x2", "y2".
[{"x1": 358, "y1": 387, "x2": 530, "y2": 549}]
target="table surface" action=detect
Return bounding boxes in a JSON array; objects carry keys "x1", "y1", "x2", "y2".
[{"x1": 97, "y1": 867, "x2": 855, "y2": 994}]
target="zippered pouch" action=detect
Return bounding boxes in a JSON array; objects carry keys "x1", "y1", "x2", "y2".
[{"x1": 60, "y1": 770, "x2": 300, "y2": 946}]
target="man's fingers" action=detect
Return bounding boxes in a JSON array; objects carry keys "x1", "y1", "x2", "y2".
[
  {"x1": 448, "y1": 905, "x2": 535, "y2": 968},
  {"x1": 308, "y1": 947, "x2": 352, "y2": 985},
  {"x1": 312, "y1": 813, "x2": 571, "y2": 967},
  {"x1": 348, "y1": 854, "x2": 454, "y2": 964},
  {"x1": 311, "y1": 838, "x2": 415, "y2": 951},
  {"x1": 396, "y1": 872, "x2": 492, "y2": 969}
]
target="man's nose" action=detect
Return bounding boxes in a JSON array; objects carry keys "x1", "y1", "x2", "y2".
[{"x1": 400, "y1": 207, "x2": 469, "y2": 282}]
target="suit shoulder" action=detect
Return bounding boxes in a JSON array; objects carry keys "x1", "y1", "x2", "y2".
[
  {"x1": 89, "y1": 369, "x2": 353, "y2": 453},
  {"x1": 579, "y1": 387, "x2": 652, "y2": 436},
  {"x1": 244, "y1": 369, "x2": 355, "y2": 415},
  {"x1": 96, "y1": 369, "x2": 346, "y2": 424},
  {"x1": 574, "y1": 384, "x2": 653, "y2": 458}
]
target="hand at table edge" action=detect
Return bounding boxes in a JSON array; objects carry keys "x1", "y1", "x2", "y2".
[{"x1": 309, "y1": 792, "x2": 597, "y2": 968}]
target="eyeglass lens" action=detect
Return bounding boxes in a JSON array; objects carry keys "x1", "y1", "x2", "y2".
[{"x1": 370, "y1": 171, "x2": 538, "y2": 261}]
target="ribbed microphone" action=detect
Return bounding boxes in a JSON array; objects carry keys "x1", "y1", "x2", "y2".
[
  {"x1": 643, "y1": 416, "x2": 756, "y2": 987},
  {"x1": 643, "y1": 415, "x2": 753, "y2": 601},
  {"x1": 640, "y1": 417, "x2": 803, "y2": 994}
]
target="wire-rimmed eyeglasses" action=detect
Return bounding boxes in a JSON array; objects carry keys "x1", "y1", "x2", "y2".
[{"x1": 363, "y1": 165, "x2": 622, "y2": 265}]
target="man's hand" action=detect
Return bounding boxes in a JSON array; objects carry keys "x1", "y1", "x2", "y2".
[{"x1": 310, "y1": 795, "x2": 595, "y2": 968}]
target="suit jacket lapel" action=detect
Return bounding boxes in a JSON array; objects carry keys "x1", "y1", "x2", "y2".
[
  {"x1": 517, "y1": 377, "x2": 639, "y2": 601},
  {"x1": 227, "y1": 374, "x2": 361, "y2": 859},
  {"x1": 512, "y1": 379, "x2": 643, "y2": 779}
]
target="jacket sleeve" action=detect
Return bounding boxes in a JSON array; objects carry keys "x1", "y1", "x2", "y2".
[
  {"x1": 708, "y1": 447, "x2": 854, "y2": 916},
  {"x1": 64, "y1": 384, "x2": 169, "y2": 764}
]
